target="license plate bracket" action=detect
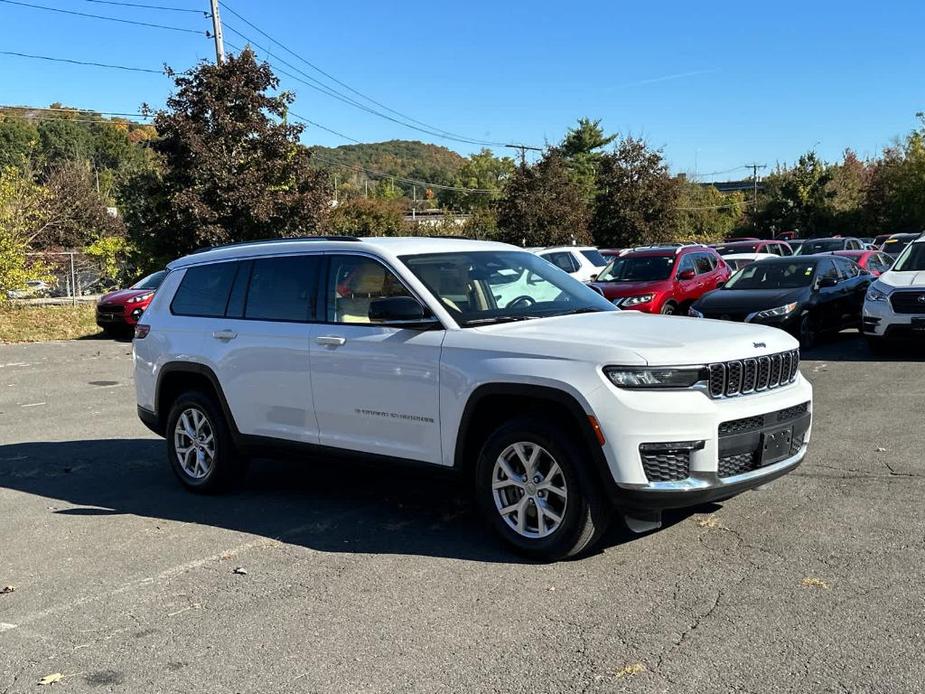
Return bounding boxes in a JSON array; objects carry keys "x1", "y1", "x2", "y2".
[{"x1": 760, "y1": 426, "x2": 793, "y2": 465}]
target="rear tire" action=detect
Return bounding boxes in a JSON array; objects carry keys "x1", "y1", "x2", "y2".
[
  {"x1": 475, "y1": 416, "x2": 611, "y2": 561},
  {"x1": 165, "y1": 390, "x2": 245, "y2": 493}
]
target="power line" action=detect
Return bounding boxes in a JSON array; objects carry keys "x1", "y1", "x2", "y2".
[
  {"x1": 694, "y1": 165, "x2": 750, "y2": 177},
  {"x1": 222, "y1": 30, "x2": 509, "y2": 148},
  {"x1": 220, "y1": 0, "x2": 510, "y2": 148},
  {"x1": 82, "y1": 0, "x2": 207, "y2": 13},
  {"x1": 1, "y1": 105, "x2": 152, "y2": 118},
  {"x1": 0, "y1": 49, "x2": 164, "y2": 74},
  {"x1": 288, "y1": 111, "x2": 362, "y2": 145},
  {"x1": 0, "y1": 0, "x2": 207, "y2": 34}
]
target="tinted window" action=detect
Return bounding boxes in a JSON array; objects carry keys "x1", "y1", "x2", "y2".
[
  {"x1": 244, "y1": 255, "x2": 320, "y2": 322},
  {"x1": 677, "y1": 254, "x2": 696, "y2": 275},
  {"x1": 715, "y1": 243, "x2": 760, "y2": 255},
  {"x1": 779, "y1": 243, "x2": 793, "y2": 256},
  {"x1": 893, "y1": 243, "x2": 925, "y2": 271},
  {"x1": 542, "y1": 252, "x2": 578, "y2": 273},
  {"x1": 834, "y1": 257, "x2": 859, "y2": 279},
  {"x1": 795, "y1": 239, "x2": 844, "y2": 255},
  {"x1": 171, "y1": 262, "x2": 238, "y2": 317},
  {"x1": 327, "y1": 255, "x2": 412, "y2": 324},
  {"x1": 818, "y1": 259, "x2": 839, "y2": 281},
  {"x1": 693, "y1": 253, "x2": 713, "y2": 274},
  {"x1": 580, "y1": 249, "x2": 608, "y2": 267}
]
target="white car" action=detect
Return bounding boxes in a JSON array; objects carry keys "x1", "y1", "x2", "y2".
[
  {"x1": 722, "y1": 252, "x2": 777, "y2": 272},
  {"x1": 534, "y1": 246, "x2": 608, "y2": 282},
  {"x1": 862, "y1": 233, "x2": 925, "y2": 350},
  {"x1": 133, "y1": 237, "x2": 812, "y2": 560}
]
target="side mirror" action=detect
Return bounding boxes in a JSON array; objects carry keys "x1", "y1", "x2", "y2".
[
  {"x1": 678, "y1": 269, "x2": 696, "y2": 281},
  {"x1": 817, "y1": 276, "x2": 838, "y2": 289},
  {"x1": 589, "y1": 273, "x2": 598, "y2": 281},
  {"x1": 715, "y1": 280, "x2": 726, "y2": 289},
  {"x1": 369, "y1": 297, "x2": 439, "y2": 328}
]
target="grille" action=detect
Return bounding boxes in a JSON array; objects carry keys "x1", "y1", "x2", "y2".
[
  {"x1": 718, "y1": 452, "x2": 756, "y2": 478},
  {"x1": 719, "y1": 402, "x2": 810, "y2": 436},
  {"x1": 97, "y1": 304, "x2": 123, "y2": 314},
  {"x1": 707, "y1": 349, "x2": 800, "y2": 398},
  {"x1": 640, "y1": 450, "x2": 690, "y2": 482},
  {"x1": 889, "y1": 291, "x2": 925, "y2": 314}
]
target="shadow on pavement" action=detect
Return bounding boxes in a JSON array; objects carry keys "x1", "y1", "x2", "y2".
[
  {"x1": 801, "y1": 331, "x2": 923, "y2": 363},
  {"x1": 0, "y1": 438, "x2": 690, "y2": 563}
]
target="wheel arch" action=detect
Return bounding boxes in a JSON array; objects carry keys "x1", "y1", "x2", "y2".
[
  {"x1": 453, "y1": 383, "x2": 614, "y2": 493},
  {"x1": 155, "y1": 362, "x2": 241, "y2": 439}
]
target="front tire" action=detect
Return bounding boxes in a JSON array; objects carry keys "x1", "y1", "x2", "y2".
[
  {"x1": 798, "y1": 313, "x2": 817, "y2": 350},
  {"x1": 165, "y1": 390, "x2": 245, "y2": 492},
  {"x1": 660, "y1": 301, "x2": 678, "y2": 315},
  {"x1": 475, "y1": 416, "x2": 611, "y2": 561},
  {"x1": 865, "y1": 335, "x2": 890, "y2": 355}
]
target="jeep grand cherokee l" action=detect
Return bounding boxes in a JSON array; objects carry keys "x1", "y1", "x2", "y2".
[{"x1": 133, "y1": 237, "x2": 812, "y2": 560}]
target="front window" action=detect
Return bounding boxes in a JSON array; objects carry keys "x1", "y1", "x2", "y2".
[
  {"x1": 131, "y1": 270, "x2": 168, "y2": 290},
  {"x1": 893, "y1": 242, "x2": 925, "y2": 271},
  {"x1": 724, "y1": 260, "x2": 817, "y2": 290},
  {"x1": 884, "y1": 236, "x2": 917, "y2": 256},
  {"x1": 794, "y1": 239, "x2": 843, "y2": 255},
  {"x1": 596, "y1": 255, "x2": 675, "y2": 282},
  {"x1": 400, "y1": 250, "x2": 615, "y2": 326},
  {"x1": 328, "y1": 255, "x2": 412, "y2": 324}
]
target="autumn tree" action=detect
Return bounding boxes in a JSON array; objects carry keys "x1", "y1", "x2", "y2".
[
  {"x1": 674, "y1": 180, "x2": 745, "y2": 244},
  {"x1": 865, "y1": 118, "x2": 925, "y2": 233},
  {"x1": 126, "y1": 48, "x2": 332, "y2": 265},
  {"x1": 446, "y1": 148, "x2": 515, "y2": 210},
  {"x1": 329, "y1": 197, "x2": 408, "y2": 236},
  {"x1": 591, "y1": 137, "x2": 679, "y2": 248},
  {"x1": 495, "y1": 149, "x2": 591, "y2": 246}
]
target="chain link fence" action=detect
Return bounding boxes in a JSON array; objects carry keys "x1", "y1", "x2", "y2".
[{"x1": 14, "y1": 251, "x2": 110, "y2": 305}]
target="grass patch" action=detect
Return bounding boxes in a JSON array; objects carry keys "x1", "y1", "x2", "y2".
[{"x1": 0, "y1": 303, "x2": 103, "y2": 343}]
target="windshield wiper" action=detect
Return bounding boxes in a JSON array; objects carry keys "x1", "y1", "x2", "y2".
[
  {"x1": 552, "y1": 307, "x2": 604, "y2": 316},
  {"x1": 463, "y1": 315, "x2": 538, "y2": 326}
]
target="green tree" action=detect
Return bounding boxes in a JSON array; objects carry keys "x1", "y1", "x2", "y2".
[
  {"x1": 0, "y1": 116, "x2": 38, "y2": 170},
  {"x1": 751, "y1": 152, "x2": 834, "y2": 237},
  {"x1": 495, "y1": 149, "x2": 591, "y2": 246},
  {"x1": 674, "y1": 180, "x2": 745, "y2": 244},
  {"x1": 126, "y1": 49, "x2": 332, "y2": 265},
  {"x1": 591, "y1": 137, "x2": 679, "y2": 248},
  {"x1": 865, "y1": 118, "x2": 925, "y2": 233},
  {"x1": 560, "y1": 118, "x2": 617, "y2": 206},
  {"x1": 447, "y1": 148, "x2": 515, "y2": 211},
  {"x1": 329, "y1": 197, "x2": 408, "y2": 236},
  {"x1": 0, "y1": 166, "x2": 50, "y2": 297}
]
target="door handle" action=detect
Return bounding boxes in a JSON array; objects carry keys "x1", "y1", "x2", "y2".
[
  {"x1": 212, "y1": 329, "x2": 237, "y2": 341},
  {"x1": 314, "y1": 335, "x2": 347, "y2": 347}
]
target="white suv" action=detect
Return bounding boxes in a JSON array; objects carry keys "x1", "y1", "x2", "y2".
[
  {"x1": 862, "y1": 233, "x2": 925, "y2": 350},
  {"x1": 534, "y1": 246, "x2": 608, "y2": 282},
  {"x1": 133, "y1": 237, "x2": 812, "y2": 560}
]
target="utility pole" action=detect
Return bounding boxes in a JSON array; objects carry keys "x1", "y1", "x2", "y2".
[
  {"x1": 209, "y1": 0, "x2": 226, "y2": 63},
  {"x1": 745, "y1": 162, "x2": 767, "y2": 212},
  {"x1": 505, "y1": 143, "x2": 543, "y2": 167}
]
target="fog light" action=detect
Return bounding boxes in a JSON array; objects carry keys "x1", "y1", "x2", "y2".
[{"x1": 639, "y1": 440, "x2": 705, "y2": 453}]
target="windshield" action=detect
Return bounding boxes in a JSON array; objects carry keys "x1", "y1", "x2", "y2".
[
  {"x1": 893, "y1": 242, "x2": 925, "y2": 271},
  {"x1": 399, "y1": 250, "x2": 616, "y2": 326},
  {"x1": 724, "y1": 261, "x2": 817, "y2": 289},
  {"x1": 883, "y1": 237, "x2": 917, "y2": 256},
  {"x1": 715, "y1": 243, "x2": 759, "y2": 255},
  {"x1": 596, "y1": 255, "x2": 675, "y2": 282},
  {"x1": 794, "y1": 239, "x2": 843, "y2": 255},
  {"x1": 580, "y1": 249, "x2": 608, "y2": 267},
  {"x1": 131, "y1": 270, "x2": 168, "y2": 290}
]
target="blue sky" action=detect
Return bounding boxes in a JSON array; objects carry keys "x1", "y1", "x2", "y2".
[{"x1": 1, "y1": 0, "x2": 923, "y2": 179}]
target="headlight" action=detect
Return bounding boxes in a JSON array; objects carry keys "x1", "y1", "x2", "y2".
[
  {"x1": 748, "y1": 302, "x2": 799, "y2": 322},
  {"x1": 604, "y1": 366, "x2": 706, "y2": 389},
  {"x1": 688, "y1": 307, "x2": 703, "y2": 318},
  {"x1": 127, "y1": 292, "x2": 153, "y2": 304},
  {"x1": 620, "y1": 294, "x2": 654, "y2": 307},
  {"x1": 866, "y1": 281, "x2": 891, "y2": 302}
]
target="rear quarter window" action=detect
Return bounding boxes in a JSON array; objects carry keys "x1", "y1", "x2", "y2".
[{"x1": 170, "y1": 262, "x2": 238, "y2": 317}]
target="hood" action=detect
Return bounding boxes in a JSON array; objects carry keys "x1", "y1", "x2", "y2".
[
  {"x1": 694, "y1": 287, "x2": 807, "y2": 313},
  {"x1": 589, "y1": 279, "x2": 667, "y2": 299},
  {"x1": 879, "y1": 270, "x2": 925, "y2": 288},
  {"x1": 462, "y1": 311, "x2": 797, "y2": 366},
  {"x1": 99, "y1": 288, "x2": 152, "y2": 305}
]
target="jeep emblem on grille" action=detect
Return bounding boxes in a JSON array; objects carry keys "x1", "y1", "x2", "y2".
[{"x1": 753, "y1": 341, "x2": 766, "y2": 348}]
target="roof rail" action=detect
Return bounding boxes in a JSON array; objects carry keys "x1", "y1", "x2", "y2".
[
  {"x1": 190, "y1": 235, "x2": 361, "y2": 254},
  {"x1": 618, "y1": 243, "x2": 706, "y2": 256}
]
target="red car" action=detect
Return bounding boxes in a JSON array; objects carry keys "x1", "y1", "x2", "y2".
[
  {"x1": 96, "y1": 270, "x2": 168, "y2": 335},
  {"x1": 588, "y1": 245, "x2": 731, "y2": 315},
  {"x1": 711, "y1": 239, "x2": 793, "y2": 257},
  {"x1": 830, "y1": 250, "x2": 894, "y2": 277}
]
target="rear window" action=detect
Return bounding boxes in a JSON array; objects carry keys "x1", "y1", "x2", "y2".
[
  {"x1": 580, "y1": 249, "x2": 608, "y2": 267},
  {"x1": 244, "y1": 255, "x2": 320, "y2": 322},
  {"x1": 170, "y1": 262, "x2": 238, "y2": 317}
]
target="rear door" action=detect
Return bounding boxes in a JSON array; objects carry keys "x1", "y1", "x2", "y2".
[
  {"x1": 540, "y1": 252, "x2": 579, "y2": 277},
  {"x1": 309, "y1": 253, "x2": 445, "y2": 464},
  {"x1": 832, "y1": 256, "x2": 868, "y2": 327},
  {"x1": 196, "y1": 254, "x2": 321, "y2": 444},
  {"x1": 814, "y1": 259, "x2": 842, "y2": 329}
]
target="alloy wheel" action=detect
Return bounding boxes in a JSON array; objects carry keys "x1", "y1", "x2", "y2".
[
  {"x1": 173, "y1": 407, "x2": 215, "y2": 479},
  {"x1": 491, "y1": 442, "x2": 568, "y2": 539}
]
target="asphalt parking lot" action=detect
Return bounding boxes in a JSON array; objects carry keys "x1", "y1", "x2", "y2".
[{"x1": 1, "y1": 335, "x2": 923, "y2": 693}]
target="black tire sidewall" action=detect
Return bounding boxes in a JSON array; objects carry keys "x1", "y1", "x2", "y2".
[
  {"x1": 799, "y1": 313, "x2": 816, "y2": 350},
  {"x1": 475, "y1": 417, "x2": 604, "y2": 560},
  {"x1": 165, "y1": 390, "x2": 236, "y2": 492},
  {"x1": 660, "y1": 302, "x2": 677, "y2": 315}
]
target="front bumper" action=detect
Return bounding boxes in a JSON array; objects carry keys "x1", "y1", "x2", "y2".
[{"x1": 862, "y1": 298, "x2": 925, "y2": 338}]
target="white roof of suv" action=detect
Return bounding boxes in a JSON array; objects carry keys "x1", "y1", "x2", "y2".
[{"x1": 167, "y1": 236, "x2": 518, "y2": 270}]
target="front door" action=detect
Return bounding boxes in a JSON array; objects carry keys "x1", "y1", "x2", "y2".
[{"x1": 309, "y1": 254, "x2": 445, "y2": 464}]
